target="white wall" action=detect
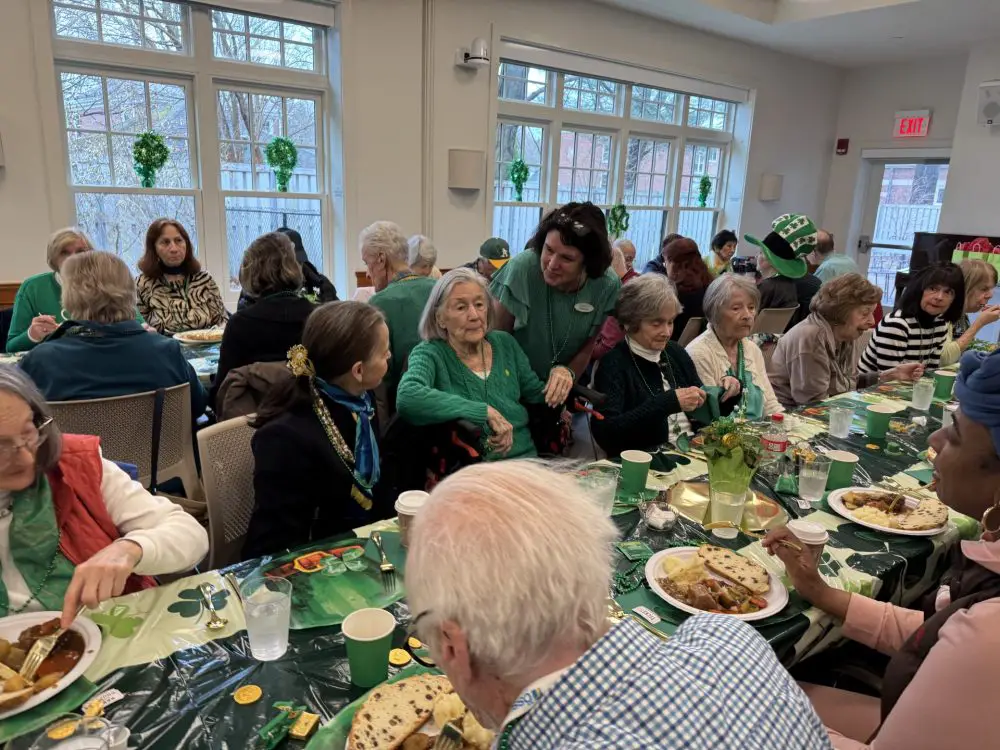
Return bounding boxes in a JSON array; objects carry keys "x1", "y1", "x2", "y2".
[
  {"x1": 821, "y1": 54, "x2": 967, "y2": 257},
  {"x1": 939, "y1": 41, "x2": 1000, "y2": 234}
]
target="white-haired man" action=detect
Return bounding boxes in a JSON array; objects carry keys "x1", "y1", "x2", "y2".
[
  {"x1": 408, "y1": 234, "x2": 442, "y2": 279},
  {"x1": 361, "y1": 221, "x2": 437, "y2": 406},
  {"x1": 406, "y1": 462, "x2": 833, "y2": 750}
]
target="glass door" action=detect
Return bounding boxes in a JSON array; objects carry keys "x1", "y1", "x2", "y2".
[{"x1": 856, "y1": 160, "x2": 949, "y2": 307}]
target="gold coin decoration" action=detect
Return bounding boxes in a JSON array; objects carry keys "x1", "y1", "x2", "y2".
[
  {"x1": 865, "y1": 443, "x2": 880, "y2": 450},
  {"x1": 233, "y1": 684, "x2": 263, "y2": 705},
  {"x1": 82, "y1": 699, "x2": 104, "y2": 717},
  {"x1": 47, "y1": 720, "x2": 80, "y2": 740},
  {"x1": 407, "y1": 636, "x2": 423, "y2": 650},
  {"x1": 389, "y1": 648, "x2": 412, "y2": 666}
]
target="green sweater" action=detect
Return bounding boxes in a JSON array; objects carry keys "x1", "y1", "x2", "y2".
[
  {"x1": 397, "y1": 331, "x2": 546, "y2": 460},
  {"x1": 370, "y1": 274, "x2": 437, "y2": 399},
  {"x1": 7, "y1": 271, "x2": 144, "y2": 353}
]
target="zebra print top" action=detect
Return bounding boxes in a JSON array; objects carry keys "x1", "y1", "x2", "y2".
[
  {"x1": 137, "y1": 270, "x2": 228, "y2": 336},
  {"x1": 858, "y1": 309, "x2": 949, "y2": 373}
]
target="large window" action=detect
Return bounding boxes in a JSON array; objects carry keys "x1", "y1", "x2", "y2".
[
  {"x1": 493, "y1": 61, "x2": 737, "y2": 268},
  {"x1": 49, "y1": 0, "x2": 334, "y2": 304}
]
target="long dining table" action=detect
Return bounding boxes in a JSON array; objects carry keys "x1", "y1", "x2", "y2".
[{"x1": 1, "y1": 378, "x2": 976, "y2": 749}]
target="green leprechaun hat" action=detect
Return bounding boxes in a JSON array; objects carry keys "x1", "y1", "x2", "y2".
[{"x1": 744, "y1": 213, "x2": 818, "y2": 280}]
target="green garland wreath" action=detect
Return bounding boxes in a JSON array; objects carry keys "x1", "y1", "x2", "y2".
[
  {"x1": 266, "y1": 137, "x2": 299, "y2": 193},
  {"x1": 698, "y1": 174, "x2": 713, "y2": 208},
  {"x1": 608, "y1": 203, "x2": 630, "y2": 239},
  {"x1": 507, "y1": 158, "x2": 530, "y2": 202},
  {"x1": 133, "y1": 131, "x2": 170, "y2": 189}
]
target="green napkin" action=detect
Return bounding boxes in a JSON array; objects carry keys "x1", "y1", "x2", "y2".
[
  {"x1": 0, "y1": 678, "x2": 98, "y2": 744},
  {"x1": 904, "y1": 466, "x2": 935, "y2": 485}
]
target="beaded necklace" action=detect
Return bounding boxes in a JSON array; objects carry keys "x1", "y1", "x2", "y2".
[
  {"x1": 310, "y1": 385, "x2": 374, "y2": 511},
  {"x1": 0, "y1": 528, "x2": 63, "y2": 616},
  {"x1": 627, "y1": 344, "x2": 677, "y2": 395},
  {"x1": 545, "y1": 280, "x2": 582, "y2": 367}
]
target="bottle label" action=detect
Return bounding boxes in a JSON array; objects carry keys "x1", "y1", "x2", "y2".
[{"x1": 762, "y1": 437, "x2": 789, "y2": 453}]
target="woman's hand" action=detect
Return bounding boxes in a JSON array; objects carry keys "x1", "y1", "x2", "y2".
[
  {"x1": 762, "y1": 528, "x2": 851, "y2": 620},
  {"x1": 486, "y1": 406, "x2": 514, "y2": 456},
  {"x1": 976, "y1": 305, "x2": 1000, "y2": 327},
  {"x1": 676, "y1": 386, "x2": 706, "y2": 412},
  {"x1": 884, "y1": 363, "x2": 924, "y2": 382},
  {"x1": 543, "y1": 366, "x2": 575, "y2": 407},
  {"x1": 61, "y1": 539, "x2": 143, "y2": 628},
  {"x1": 28, "y1": 315, "x2": 59, "y2": 342},
  {"x1": 720, "y1": 375, "x2": 742, "y2": 401}
]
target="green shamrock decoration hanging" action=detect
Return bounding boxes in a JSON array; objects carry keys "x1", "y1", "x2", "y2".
[
  {"x1": 607, "y1": 203, "x2": 630, "y2": 239},
  {"x1": 507, "y1": 157, "x2": 530, "y2": 202},
  {"x1": 132, "y1": 131, "x2": 170, "y2": 188},
  {"x1": 697, "y1": 174, "x2": 713, "y2": 208},
  {"x1": 167, "y1": 585, "x2": 229, "y2": 619},
  {"x1": 266, "y1": 136, "x2": 298, "y2": 193}
]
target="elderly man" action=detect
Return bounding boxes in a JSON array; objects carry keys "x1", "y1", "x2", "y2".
[
  {"x1": 612, "y1": 238, "x2": 638, "y2": 282},
  {"x1": 811, "y1": 230, "x2": 860, "y2": 283},
  {"x1": 464, "y1": 237, "x2": 510, "y2": 281},
  {"x1": 409, "y1": 234, "x2": 442, "y2": 279},
  {"x1": 406, "y1": 461, "x2": 832, "y2": 750},
  {"x1": 361, "y1": 221, "x2": 437, "y2": 407}
]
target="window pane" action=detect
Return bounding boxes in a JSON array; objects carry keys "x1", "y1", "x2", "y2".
[
  {"x1": 251, "y1": 94, "x2": 282, "y2": 142},
  {"x1": 61, "y1": 73, "x2": 106, "y2": 131},
  {"x1": 497, "y1": 63, "x2": 549, "y2": 105},
  {"x1": 492, "y1": 205, "x2": 541, "y2": 256},
  {"x1": 630, "y1": 85, "x2": 677, "y2": 124},
  {"x1": 284, "y1": 43, "x2": 314, "y2": 71},
  {"x1": 214, "y1": 32, "x2": 247, "y2": 61},
  {"x1": 144, "y1": 1, "x2": 182, "y2": 23},
  {"x1": 212, "y1": 10, "x2": 246, "y2": 32},
  {"x1": 101, "y1": 14, "x2": 144, "y2": 47},
  {"x1": 143, "y1": 21, "x2": 183, "y2": 51},
  {"x1": 283, "y1": 22, "x2": 313, "y2": 44},
  {"x1": 101, "y1": 0, "x2": 139, "y2": 14},
  {"x1": 250, "y1": 37, "x2": 281, "y2": 66},
  {"x1": 150, "y1": 83, "x2": 188, "y2": 136},
  {"x1": 224, "y1": 196, "x2": 322, "y2": 290},
  {"x1": 210, "y1": 9, "x2": 319, "y2": 71},
  {"x1": 286, "y1": 98, "x2": 316, "y2": 146},
  {"x1": 217, "y1": 90, "x2": 250, "y2": 141},
  {"x1": 495, "y1": 122, "x2": 544, "y2": 202},
  {"x1": 558, "y1": 130, "x2": 612, "y2": 204},
  {"x1": 677, "y1": 210, "x2": 717, "y2": 254},
  {"x1": 107, "y1": 78, "x2": 148, "y2": 133},
  {"x1": 158, "y1": 137, "x2": 191, "y2": 188},
  {"x1": 563, "y1": 75, "x2": 619, "y2": 115},
  {"x1": 686, "y1": 95, "x2": 731, "y2": 132},
  {"x1": 55, "y1": 1, "x2": 186, "y2": 51},
  {"x1": 681, "y1": 143, "x2": 722, "y2": 207},
  {"x1": 249, "y1": 16, "x2": 280, "y2": 37},
  {"x1": 67, "y1": 132, "x2": 111, "y2": 185},
  {"x1": 54, "y1": 6, "x2": 99, "y2": 41},
  {"x1": 76, "y1": 192, "x2": 196, "y2": 272},
  {"x1": 110, "y1": 134, "x2": 140, "y2": 186}
]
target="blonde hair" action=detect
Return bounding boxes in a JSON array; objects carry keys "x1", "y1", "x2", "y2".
[
  {"x1": 359, "y1": 221, "x2": 409, "y2": 265},
  {"x1": 961, "y1": 259, "x2": 998, "y2": 302},
  {"x1": 46, "y1": 227, "x2": 93, "y2": 272},
  {"x1": 60, "y1": 251, "x2": 137, "y2": 323},
  {"x1": 239, "y1": 232, "x2": 304, "y2": 298}
]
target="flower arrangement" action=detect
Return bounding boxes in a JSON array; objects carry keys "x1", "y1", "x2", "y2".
[
  {"x1": 701, "y1": 416, "x2": 763, "y2": 490},
  {"x1": 132, "y1": 131, "x2": 170, "y2": 188},
  {"x1": 266, "y1": 137, "x2": 298, "y2": 193}
]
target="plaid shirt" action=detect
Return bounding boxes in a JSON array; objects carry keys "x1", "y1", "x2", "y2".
[{"x1": 505, "y1": 615, "x2": 832, "y2": 750}]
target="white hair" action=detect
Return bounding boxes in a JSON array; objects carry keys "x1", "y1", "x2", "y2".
[
  {"x1": 408, "y1": 234, "x2": 438, "y2": 269},
  {"x1": 703, "y1": 273, "x2": 760, "y2": 328},
  {"x1": 418, "y1": 267, "x2": 494, "y2": 341},
  {"x1": 359, "y1": 220, "x2": 408, "y2": 265},
  {"x1": 406, "y1": 461, "x2": 618, "y2": 681}
]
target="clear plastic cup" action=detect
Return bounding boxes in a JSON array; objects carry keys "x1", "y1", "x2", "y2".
[
  {"x1": 240, "y1": 575, "x2": 292, "y2": 661},
  {"x1": 798, "y1": 455, "x2": 832, "y2": 503},
  {"x1": 709, "y1": 486, "x2": 746, "y2": 539},
  {"x1": 828, "y1": 405, "x2": 853, "y2": 438},
  {"x1": 911, "y1": 379, "x2": 934, "y2": 411},
  {"x1": 579, "y1": 468, "x2": 619, "y2": 515}
]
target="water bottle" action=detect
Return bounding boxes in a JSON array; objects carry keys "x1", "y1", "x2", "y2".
[{"x1": 760, "y1": 414, "x2": 789, "y2": 480}]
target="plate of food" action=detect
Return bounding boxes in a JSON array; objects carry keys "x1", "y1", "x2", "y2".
[
  {"x1": 645, "y1": 545, "x2": 788, "y2": 622},
  {"x1": 0, "y1": 612, "x2": 102, "y2": 719},
  {"x1": 828, "y1": 487, "x2": 949, "y2": 536},
  {"x1": 173, "y1": 328, "x2": 224, "y2": 345},
  {"x1": 345, "y1": 674, "x2": 494, "y2": 750}
]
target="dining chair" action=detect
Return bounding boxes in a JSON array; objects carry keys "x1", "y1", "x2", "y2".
[
  {"x1": 676, "y1": 317, "x2": 704, "y2": 348},
  {"x1": 752, "y1": 306, "x2": 798, "y2": 335},
  {"x1": 197, "y1": 415, "x2": 256, "y2": 569}
]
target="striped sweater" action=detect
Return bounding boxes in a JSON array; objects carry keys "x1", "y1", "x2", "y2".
[{"x1": 858, "y1": 310, "x2": 949, "y2": 373}]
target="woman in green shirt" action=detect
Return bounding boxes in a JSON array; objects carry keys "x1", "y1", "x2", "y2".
[
  {"x1": 490, "y1": 202, "x2": 620, "y2": 406},
  {"x1": 397, "y1": 268, "x2": 547, "y2": 460},
  {"x1": 6, "y1": 227, "x2": 93, "y2": 353}
]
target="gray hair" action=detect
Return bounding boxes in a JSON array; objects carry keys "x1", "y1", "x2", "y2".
[
  {"x1": 418, "y1": 267, "x2": 494, "y2": 341},
  {"x1": 408, "y1": 234, "x2": 437, "y2": 270},
  {"x1": 61, "y1": 251, "x2": 137, "y2": 324},
  {"x1": 703, "y1": 273, "x2": 760, "y2": 328},
  {"x1": 47, "y1": 227, "x2": 93, "y2": 272},
  {"x1": 406, "y1": 461, "x2": 617, "y2": 681},
  {"x1": 359, "y1": 220, "x2": 409, "y2": 265},
  {"x1": 615, "y1": 274, "x2": 682, "y2": 332},
  {"x1": 0, "y1": 366, "x2": 62, "y2": 474}
]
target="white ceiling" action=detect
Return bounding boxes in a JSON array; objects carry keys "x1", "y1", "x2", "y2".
[{"x1": 594, "y1": 0, "x2": 1000, "y2": 67}]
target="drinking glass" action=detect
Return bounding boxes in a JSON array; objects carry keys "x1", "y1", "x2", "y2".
[
  {"x1": 828, "y1": 406, "x2": 853, "y2": 438},
  {"x1": 798, "y1": 455, "x2": 832, "y2": 503},
  {"x1": 240, "y1": 575, "x2": 292, "y2": 661},
  {"x1": 709, "y1": 485, "x2": 747, "y2": 539},
  {"x1": 911, "y1": 379, "x2": 934, "y2": 411},
  {"x1": 579, "y1": 468, "x2": 619, "y2": 515}
]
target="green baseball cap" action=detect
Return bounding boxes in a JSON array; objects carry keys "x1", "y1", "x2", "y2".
[
  {"x1": 480, "y1": 237, "x2": 511, "y2": 269},
  {"x1": 744, "y1": 213, "x2": 818, "y2": 280}
]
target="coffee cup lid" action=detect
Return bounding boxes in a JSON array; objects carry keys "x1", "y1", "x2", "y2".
[
  {"x1": 787, "y1": 519, "x2": 829, "y2": 545},
  {"x1": 395, "y1": 491, "x2": 429, "y2": 515}
]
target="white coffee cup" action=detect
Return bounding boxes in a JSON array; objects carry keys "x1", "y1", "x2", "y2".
[
  {"x1": 395, "y1": 490, "x2": 429, "y2": 548},
  {"x1": 787, "y1": 519, "x2": 829, "y2": 563}
]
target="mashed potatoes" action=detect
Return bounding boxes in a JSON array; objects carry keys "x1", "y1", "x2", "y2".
[
  {"x1": 851, "y1": 506, "x2": 901, "y2": 529},
  {"x1": 662, "y1": 555, "x2": 708, "y2": 585}
]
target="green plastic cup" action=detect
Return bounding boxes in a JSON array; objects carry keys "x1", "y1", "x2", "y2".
[
  {"x1": 865, "y1": 403, "x2": 898, "y2": 439},
  {"x1": 826, "y1": 450, "x2": 859, "y2": 490},
  {"x1": 933, "y1": 370, "x2": 957, "y2": 400},
  {"x1": 619, "y1": 450, "x2": 652, "y2": 494},
  {"x1": 342, "y1": 608, "x2": 396, "y2": 687}
]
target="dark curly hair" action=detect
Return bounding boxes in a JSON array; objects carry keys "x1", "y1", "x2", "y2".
[
  {"x1": 526, "y1": 202, "x2": 612, "y2": 279},
  {"x1": 896, "y1": 261, "x2": 966, "y2": 324},
  {"x1": 138, "y1": 218, "x2": 201, "y2": 279}
]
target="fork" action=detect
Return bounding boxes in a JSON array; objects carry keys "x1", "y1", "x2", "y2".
[
  {"x1": 608, "y1": 598, "x2": 669, "y2": 642},
  {"x1": 20, "y1": 605, "x2": 84, "y2": 682},
  {"x1": 370, "y1": 532, "x2": 397, "y2": 594},
  {"x1": 432, "y1": 722, "x2": 463, "y2": 750}
]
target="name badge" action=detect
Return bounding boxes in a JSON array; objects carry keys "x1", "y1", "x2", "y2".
[{"x1": 574, "y1": 302, "x2": 595, "y2": 313}]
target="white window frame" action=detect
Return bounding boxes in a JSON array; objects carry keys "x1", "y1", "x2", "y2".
[{"x1": 32, "y1": 0, "x2": 337, "y2": 308}]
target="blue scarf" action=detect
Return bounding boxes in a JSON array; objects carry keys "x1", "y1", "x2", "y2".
[
  {"x1": 315, "y1": 379, "x2": 381, "y2": 489},
  {"x1": 955, "y1": 350, "x2": 1000, "y2": 458}
]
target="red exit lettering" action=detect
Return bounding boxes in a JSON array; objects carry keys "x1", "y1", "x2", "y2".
[{"x1": 895, "y1": 115, "x2": 929, "y2": 138}]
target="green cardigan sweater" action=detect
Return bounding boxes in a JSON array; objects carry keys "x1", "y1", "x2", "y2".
[{"x1": 396, "y1": 331, "x2": 546, "y2": 460}]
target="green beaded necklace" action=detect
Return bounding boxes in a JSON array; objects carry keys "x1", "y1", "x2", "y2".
[{"x1": 0, "y1": 529, "x2": 63, "y2": 616}]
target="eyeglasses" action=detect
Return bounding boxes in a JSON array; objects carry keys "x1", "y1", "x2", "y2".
[
  {"x1": 407, "y1": 609, "x2": 432, "y2": 640},
  {"x1": 0, "y1": 417, "x2": 53, "y2": 469}
]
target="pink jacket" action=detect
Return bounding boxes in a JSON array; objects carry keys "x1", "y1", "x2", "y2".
[{"x1": 829, "y1": 537, "x2": 1000, "y2": 749}]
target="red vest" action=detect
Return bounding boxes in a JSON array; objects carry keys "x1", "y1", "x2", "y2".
[{"x1": 47, "y1": 434, "x2": 156, "y2": 594}]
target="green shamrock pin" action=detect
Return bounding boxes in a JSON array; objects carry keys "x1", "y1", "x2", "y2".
[
  {"x1": 90, "y1": 604, "x2": 145, "y2": 639},
  {"x1": 167, "y1": 586, "x2": 229, "y2": 620}
]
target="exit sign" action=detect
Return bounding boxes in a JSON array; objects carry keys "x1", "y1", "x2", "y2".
[{"x1": 894, "y1": 109, "x2": 932, "y2": 138}]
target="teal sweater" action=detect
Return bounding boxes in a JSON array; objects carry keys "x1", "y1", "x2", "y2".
[
  {"x1": 397, "y1": 331, "x2": 546, "y2": 460},
  {"x1": 7, "y1": 271, "x2": 144, "y2": 353},
  {"x1": 370, "y1": 274, "x2": 437, "y2": 404}
]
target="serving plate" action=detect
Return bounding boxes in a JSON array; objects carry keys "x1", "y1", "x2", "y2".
[{"x1": 827, "y1": 487, "x2": 948, "y2": 537}]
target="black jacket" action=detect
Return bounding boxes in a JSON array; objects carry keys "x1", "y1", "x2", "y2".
[
  {"x1": 673, "y1": 288, "x2": 707, "y2": 341},
  {"x1": 211, "y1": 294, "x2": 315, "y2": 407},
  {"x1": 593, "y1": 340, "x2": 735, "y2": 457},
  {"x1": 643, "y1": 256, "x2": 667, "y2": 275},
  {"x1": 244, "y1": 400, "x2": 392, "y2": 559}
]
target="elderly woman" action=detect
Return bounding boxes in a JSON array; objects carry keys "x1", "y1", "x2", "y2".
[
  {"x1": 491, "y1": 202, "x2": 620, "y2": 406},
  {"x1": 397, "y1": 268, "x2": 547, "y2": 460},
  {"x1": 406, "y1": 462, "x2": 832, "y2": 748},
  {"x1": 20, "y1": 252, "x2": 207, "y2": 419},
  {"x1": 686, "y1": 274, "x2": 783, "y2": 419},
  {"x1": 7, "y1": 228, "x2": 93, "y2": 353},
  {"x1": 612, "y1": 238, "x2": 639, "y2": 282},
  {"x1": 705, "y1": 228, "x2": 738, "y2": 278},
  {"x1": 859, "y1": 261, "x2": 965, "y2": 374},
  {"x1": 939, "y1": 259, "x2": 1000, "y2": 366},
  {"x1": 765, "y1": 349, "x2": 1000, "y2": 749},
  {"x1": 409, "y1": 234, "x2": 442, "y2": 279},
  {"x1": 0, "y1": 366, "x2": 207, "y2": 627},
  {"x1": 136, "y1": 219, "x2": 227, "y2": 336},
  {"x1": 245, "y1": 302, "x2": 392, "y2": 559},
  {"x1": 768, "y1": 274, "x2": 923, "y2": 408},
  {"x1": 664, "y1": 237, "x2": 713, "y2": 341},
  {"x1": 212, "y1": 232, "x2": 314, "y2": 405},
  {"x1": 593, "y1": 275, "x2": 722, "y2": 457}
]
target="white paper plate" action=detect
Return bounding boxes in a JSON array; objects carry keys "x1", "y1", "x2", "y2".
[
  {"x1": 644, "y1": 547, "x2": 788, "y2": 622},
  {"x1": 828, "y1": 487, "x2": 948, "y2": 537},
  {"x1": 172, "y1": 329, "x2": 224, "y2": 345},
  {"x1": 0, "y1": 612, "x2": 102, "y2": 719}
]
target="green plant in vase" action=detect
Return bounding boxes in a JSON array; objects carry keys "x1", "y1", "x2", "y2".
[{"x1": 700, "y1": 416, "x2": 763, "y2": 494}]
